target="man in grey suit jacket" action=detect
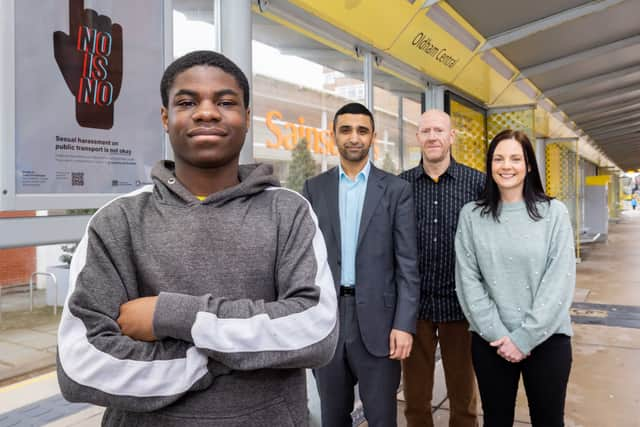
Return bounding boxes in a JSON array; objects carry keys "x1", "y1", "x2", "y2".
[{"x1": 303, "y1": 102, "x2": 420, "y2": 427}]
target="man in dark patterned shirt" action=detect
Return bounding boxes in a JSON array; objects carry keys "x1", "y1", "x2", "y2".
[{"x1": 399, "y1": 109, "x2": 483, "y2": 427}]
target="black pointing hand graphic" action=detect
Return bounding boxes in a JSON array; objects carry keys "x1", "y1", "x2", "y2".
[{"x1": 53, "y1": 0, "x2": 123, "y2": 129}]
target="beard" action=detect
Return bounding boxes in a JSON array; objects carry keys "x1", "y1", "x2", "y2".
[{"x1": 338, "y1": 145, "x2": 370, "y2": 162}]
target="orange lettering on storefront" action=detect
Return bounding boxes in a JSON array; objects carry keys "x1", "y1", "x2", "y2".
[
  {"x1": 265, "y1": 110, "x2": 283, "y2": 149},
  {"x1": 265, "y1": 110, "x2": 338, "y2": 155}
]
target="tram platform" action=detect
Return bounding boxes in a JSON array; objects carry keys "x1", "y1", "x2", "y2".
[{"x1": 1, "y1": 210, "x2": 639, "y2": 426}]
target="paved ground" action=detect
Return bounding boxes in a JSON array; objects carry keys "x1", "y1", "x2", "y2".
[
  {"x1": 1, "y1": 209, "x2": 639, "y2": 426},
  {"x1": 0, "y1": 289, "x2": 60, "y2": 387}
]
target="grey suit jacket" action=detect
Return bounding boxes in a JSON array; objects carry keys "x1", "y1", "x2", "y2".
[{"x1": 303, "y1": 164, "x2": 420, "y2": 357}]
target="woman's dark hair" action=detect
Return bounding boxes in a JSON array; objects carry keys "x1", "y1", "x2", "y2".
[{"x1": 476, "y1": 129, "x2": 551, "y2": 221}]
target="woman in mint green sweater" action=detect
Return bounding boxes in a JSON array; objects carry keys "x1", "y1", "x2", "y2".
[{"x1": 455, "y1": 130, "x2": 575, "y2": 427}]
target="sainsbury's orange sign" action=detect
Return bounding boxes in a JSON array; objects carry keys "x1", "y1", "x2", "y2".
[
  {"x1": 265, "y1": 110, "x2": 337, "y2": 155},
  {"x1": 265, "y1": 110, "x2": 379, "y2": 159}
]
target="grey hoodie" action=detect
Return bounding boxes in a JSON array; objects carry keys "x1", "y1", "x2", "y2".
[{"x1": 57, "y1": 161, "x2": 338, "y2": 426}]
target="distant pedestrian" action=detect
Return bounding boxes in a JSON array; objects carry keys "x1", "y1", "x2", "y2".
[{"x1": 631, "y1": 196, "x2": 637, "y2": 210}]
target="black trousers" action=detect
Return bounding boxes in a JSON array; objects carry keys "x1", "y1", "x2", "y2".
[
  {"x1": 471, "y1": 333, "x2": 572, "y2": 427},
  {"x1": 314, "y1": 295, "x2": 401, "y2": 427}
]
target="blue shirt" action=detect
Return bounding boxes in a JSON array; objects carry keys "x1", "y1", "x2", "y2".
[{"x1": 338, "y1": 162, "x2": 371, "y2": 286}]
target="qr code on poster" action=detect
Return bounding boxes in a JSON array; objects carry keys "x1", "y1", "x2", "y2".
[{"x1": 72, "y1": 172, "x2": 84, "y2": 186}]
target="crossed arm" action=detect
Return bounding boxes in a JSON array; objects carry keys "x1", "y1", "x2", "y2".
[{"x1": 58, "y1": 195, "x2": 338, "y2": 410}]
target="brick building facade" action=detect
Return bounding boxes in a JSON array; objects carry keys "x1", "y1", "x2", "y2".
[{"x1": 0, "y1": 211, "x2": 36, "y2": 288}]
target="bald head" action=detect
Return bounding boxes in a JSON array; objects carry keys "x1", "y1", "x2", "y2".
[
  {"x1": 418, "y1": 109, "x2": 453, "y2": 132},
  {"x1": 417, "y1": 109, "x2": 455, "y2": 165}
]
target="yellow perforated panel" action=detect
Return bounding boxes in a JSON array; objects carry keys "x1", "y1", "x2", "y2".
[
  {"x1": 546, "y1": 140, "x2": 580, "y2": 258},
  {"x1": 449, "y1": 98, "x2": 487, "y2": 172},
  {"x1": 487, "y1": 108, "x2": 535, "y2": 142},
  {"x1": 545, "y1": 144, "x2": 562, "y2": 198}
]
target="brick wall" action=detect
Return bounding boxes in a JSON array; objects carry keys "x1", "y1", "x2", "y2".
[{"x1": 0, "y1": 211, "x2": 36, "y2": 288}]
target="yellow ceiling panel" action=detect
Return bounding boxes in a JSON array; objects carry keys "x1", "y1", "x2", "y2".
[
  {"x1": 386, "y1": 8, "x2": 480, "y2": 83},
  {"x1": 491, "y1": 83, "x2": 534, "y2": 107},
  {"x1": 287, "y1": 0, "x2": 424, "y2": 50},
  {"x1": 451, "y1": 53, "x2": 516, "y2": 104}
]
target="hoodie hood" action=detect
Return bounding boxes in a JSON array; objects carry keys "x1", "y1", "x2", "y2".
[{"x1": 151, "y1": 160, "x2": 280, "y2": 207}]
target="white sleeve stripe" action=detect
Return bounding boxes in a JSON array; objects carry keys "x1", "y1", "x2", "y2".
[
  {"x1": 191, "y1": 187, "x2": 338, "y2": 353},
  {"x1": 57, "y1": 186, "x2": 209, "y2": 398}
]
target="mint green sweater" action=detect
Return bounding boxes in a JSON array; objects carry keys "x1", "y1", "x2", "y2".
[{"x1": 455, "y1": 199, "x2": 575, "y2": 355}]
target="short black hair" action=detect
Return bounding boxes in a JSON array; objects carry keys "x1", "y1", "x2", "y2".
[
  {"x1": 160, "y1": 50, "x2": 250, "y2": 109},
  {"x1": 333, "y1": 102, "x2": 375, "y2": 132}
]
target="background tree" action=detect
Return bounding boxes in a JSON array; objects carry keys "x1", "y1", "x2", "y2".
[
  {"x1": 381, "y1": 151, "x2": 398, "y2": 175},
  {"x1": 287, "y1": 138, "x2": 317, "y2": 193}
]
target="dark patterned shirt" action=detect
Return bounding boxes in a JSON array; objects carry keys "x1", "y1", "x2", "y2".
[{"x1": 399, "y1": 158, "x2": 484, "y2": 322}]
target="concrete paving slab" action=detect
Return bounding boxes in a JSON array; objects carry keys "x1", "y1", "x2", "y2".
[
  {"x1": 576, "y1": 216, "x2": 640, "y2": 307},
  {"x1": 565, "y1": 332, "x2": 640, "y2": 426},
  {"x1": 574, "y1": 287, "x2": 590, "y2": 302},
  {"x1": 0, "y1": 342, "x2": 50, "y2": 367},
  {"x1": 0, "y1": 329, "x2": 57, "y2": 350},
  {"x1": 32, "y1": 324, "x2": 59, "y2": 334},
  {"x1": 44, "y1": 406, "x2": 104, "y2": 427},
  {"x1": 0, "y1": 372, "x2": 59, "y2": 413},
  {"x1": 573, "y1": 323, "x2": 640, "y2": 349},
  {"x1": 0, "y1": 355, "x2": 55, "y2": 386},
  {"x1": 0, "y1": 392, "x2": 91, "y2": 426},
  {"x1": 0, "y1": 318, "x2": 59, "y2": 384}
]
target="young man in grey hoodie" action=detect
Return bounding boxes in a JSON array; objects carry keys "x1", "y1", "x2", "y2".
[{"x1": 56, "y1": 50, "x2": 338, "y2": 427}]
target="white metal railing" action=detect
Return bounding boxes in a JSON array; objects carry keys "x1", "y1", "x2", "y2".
[
  {"x1": 30, "y1": 272, "x2": 58, "y2": 315},
  {"x1": 0, "y1": 272, "x2": 62, "y2": 322}
]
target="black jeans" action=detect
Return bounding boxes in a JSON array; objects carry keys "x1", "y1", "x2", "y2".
[{"x1": 471, "y1": 332, "x2": 572, "y2": 427}]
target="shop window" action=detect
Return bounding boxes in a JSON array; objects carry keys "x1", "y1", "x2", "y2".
[
  {"x1": 372, "y1": 68, "x2": 422, "y2": 173},
  {"x1": 251, "y1": 13, "x2": 364, "y2": 192}
]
